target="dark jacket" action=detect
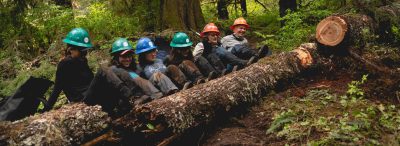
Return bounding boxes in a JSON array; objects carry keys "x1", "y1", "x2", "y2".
[{"x1": 47, "y1": 57, "x2": 93, "y2": 109}]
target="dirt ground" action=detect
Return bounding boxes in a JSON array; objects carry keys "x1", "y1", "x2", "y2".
[{"x1": 200, "y1": 70, "x2": 355, "y2": 146}]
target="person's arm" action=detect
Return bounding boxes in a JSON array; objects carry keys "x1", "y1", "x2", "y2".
[
  {"x1": 44, "y1": 61, "x2": 67, "y2": 111},
  {"x1": 193, "y1": 43, "x2": 204, "y2": 60}
]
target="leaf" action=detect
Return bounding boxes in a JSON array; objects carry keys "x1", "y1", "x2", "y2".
[{"x1": 146, "y1": 123, "x2": 155, "y2": 130}]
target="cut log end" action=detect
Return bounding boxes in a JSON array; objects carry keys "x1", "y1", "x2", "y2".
[
  {"x1": 292, "y1": 43, "x2": 315, "y2": 68},
  {"x1": 316, "y1": 16, "x2": 348, "y2": 47}
]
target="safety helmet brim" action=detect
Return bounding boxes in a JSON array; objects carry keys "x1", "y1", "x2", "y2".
[
  {"x1": 135, "y1": 46, "x2": 157, "y2": 54},
  {"x1": 63, "y1": 38, "x2": 93, "y2": 48},
  {"x1": 170, "y1": 42, "x2": 193, "y2": 48}
]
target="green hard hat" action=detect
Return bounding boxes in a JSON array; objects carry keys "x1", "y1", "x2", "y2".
[
  {"x1": 170, "y1": 32, "x2": 193, "y2": 48},
  {"x1": 63, "y1": 28, "x2": 93, "y2": 49},
  {"x1": 111, "y1": 38, "x2": 133, "y2": 54}
]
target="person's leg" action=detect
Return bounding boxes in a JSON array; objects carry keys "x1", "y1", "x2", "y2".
[
  {"x1": 132, "y1": 77, "x2": 163, "y2": 99},
  {"x1": 206, "y1": 53, "x2": 226, "y2": 75},
  {"x1": 230, "y1": 44, "x2": 257, "y2": 60},
  {"x1": 84, "y1": 67, "x2": 131, "y2": 115},
  {"x1": 179, "y1": 60, "x2": 204, "y2": 83},
  {"x1": 149, "y1": 72, "x2": 178, "y2": 94},
  {"x1": 166, "y1": 65, "x2": 188, "y2": 88},
  {"x1": 195, "y1": 56, "x2": 217, "y2": 76},
  {"x1": 216, "y1": 46, "x2": 247, "y2": 67}
]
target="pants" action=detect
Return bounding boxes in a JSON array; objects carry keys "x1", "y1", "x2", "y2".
[
  {"x1": 228, "y1": 44, "x2": 257, "y2": 60},
  {"x1": 178, "y1": 60, "x2": 204, "y2": 83},
  {"x1": 149, "y1": 72, "x2": 178, "y2": 95},
  {"x1": 83, "y1": 67, "x2": 133, "y2": 116},
  {"x1": 110, "y1": 67, "x2": 163, "y2": 99},
  {"x1": 216, "y1": 46, "x2": 247, "y2": 67},
  {"x1": 166, "y1": 65, "x2": 189, "y2": 88},
  {"x1": 195, "y1": 55, "x2": 225, "y2": 76}
]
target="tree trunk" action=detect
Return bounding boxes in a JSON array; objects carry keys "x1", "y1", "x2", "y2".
[
  {"x1": 112, "y1": 43, "x2": 319, "y2": 145},
  {"x1": 0, "y1": 103, "x2": 110, "y2": 145},
  {"x1": 157, "y1": 0, "x2": 205, "y2": 31},
  {"x1": 279, "y1": 0, "x2": 297, "y2": 26},
  {"x1": 240, "y1": 0, "x2": 247, "y2": 17},
  {"x1": 315, "y1": 3, "x2": 400, "y2": 76},
  {"x1": 54, "y1": 0, "x2": 72, "y2": 7},
  {"x1": 0, "y1": 43, "x2": 319, "y2": 146},
  {"x1": 316, "y1": 3, "x2": 400, "y2": 48},
  {"x1": 217, "y1": 0, "x2": 229, "y2": 20}
]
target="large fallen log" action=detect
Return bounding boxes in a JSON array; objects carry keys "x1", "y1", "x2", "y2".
[
  {"x1": 112, "y1": 43, "x2": 319, "y2": 145},
  {"x1": 0, "y1": 103, "x2": 110, "y2": 145},
  {"x1": 0, "y1": 43, "x2": 319, "y2": 146}
]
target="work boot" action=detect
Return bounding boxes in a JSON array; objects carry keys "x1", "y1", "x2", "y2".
[
  {"x1": 166, "y1": 89, "x2": 178, "y2": 96},
  {"x1": 196, "y1": 78, "x2": 206, "y2": 85},
  {"x1": 246, "y1": 56, "x2": 257, "y2": 66},
  {"x1": 257, "y1": 45, "x2": 271, "y2": 58},
  {"x1": 133, "y1": 95, "x2": 152, "y2": 106},
  {"x1": 206, "y1": 71, "x2": 217, "y2": 82},
  {"x1": 182, "y1": 81, "x2": 192, "y2": 90},
  {"x1": 220, "y1": 69, "x2": 227, "y2": 76},
  {"x1": 232, "y1": 65, "x2": 239, "y2": 72}
]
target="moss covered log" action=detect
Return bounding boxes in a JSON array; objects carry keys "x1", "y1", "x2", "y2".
[
  {"x1": 112, "y1": 43, "x2": 321, "y2": 145},
  {"x1": 0, "y1": 103, "x2": 110, "y2": 145}
]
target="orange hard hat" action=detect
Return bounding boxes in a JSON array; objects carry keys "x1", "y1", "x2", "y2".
[
  {"x1": 200, "y1": 23, "x2": 220, "y2": 37},
  {"x1": 230, "y1": 17, "x2": 249, "y2": 30}
]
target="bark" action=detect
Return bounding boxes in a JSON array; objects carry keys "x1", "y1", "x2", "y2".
[
  {"x1": 217, "y1": 0, "x2": 229, "y2": 20},
  {"x1": 112, "y1": 43, "x2": 320, "y2": 145},
  {"x1": 240, "y1": 0, "x2": 247, "y2": 17},
  {"x1": 158, "y1": 0, "x2": 205, "y2": 31},
  {"x1": 279, "y1": 0, "x2": 297, "y2": 25},
  {"x1": 0, "y1": 43, "x2": 323, "y2": 145},
  {"x1": 0, "y1": 103, "x2": 110, "y2": 145}
]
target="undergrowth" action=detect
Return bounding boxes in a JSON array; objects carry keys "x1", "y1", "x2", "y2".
[{"x1": 266, "y1": 75, "x2": 400, "y2": 145}]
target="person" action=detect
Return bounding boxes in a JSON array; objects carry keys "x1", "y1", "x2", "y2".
[
  {"x1": 136, "y1": 37, "x2": 181, "y2": 93},
  {"x1": 109, "y1": 38, "x2": 163, "y2": 100},
  {"x1": 194, "y1": 23, "x2": 256, "y2": 75},
  {"x1": 221, "y1": 17, "x2": 270, "y2": 62},
  {"x1": 45, "y1": 28, "x2": 94, "y2": 111},
  {"x1": 83, "y1": 38, "x2": 162, "y2": 117},
  {"x1": 165, "y1": 32, "x2": 205, "y2": 85}
]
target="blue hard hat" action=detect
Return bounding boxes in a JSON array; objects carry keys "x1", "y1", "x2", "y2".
[{"x1": 135, "y1": 37, "x2": 157, "y2": 54}]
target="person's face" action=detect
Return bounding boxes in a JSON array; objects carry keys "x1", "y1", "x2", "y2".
[
  {"x1": 145, "y1": 49, "x2": 158, "y2": 62},
  {"x1": 233, "y1": 25, "x2": 247, "y2": 37},
  {"x1": 69, "y1": 48, "x2": 81, "y2": 58},
  {"x1": 118, "y1": 53, "x2": 133, "y2": 67},
  {"x1": 206, "y1": 32, "x2": 218, "y2": 45},
  {"x1": 177, "y1": 47, "x2": 190, "y2": 57}
]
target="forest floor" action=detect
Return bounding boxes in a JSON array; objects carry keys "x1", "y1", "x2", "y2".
[
  {"x1": 201, "y1": 70, "x2": 351, "y2": 145},
  {"x1": 197, "y1": 68, "x2": 400, "y2": 145}
]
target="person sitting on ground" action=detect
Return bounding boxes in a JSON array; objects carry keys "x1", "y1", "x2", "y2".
[
  {"x1": 165, "y1": 32, "x2": 205, "y2": 86},
  {"x1": 221, "y1": 17, "x2": 270, "y2": 62},
  {"x1": 136, "y1": 37, "x2": 181, "y2": 93},
  {"x1": 45, "y1": 28, "x2": 94, "y2": 111}
]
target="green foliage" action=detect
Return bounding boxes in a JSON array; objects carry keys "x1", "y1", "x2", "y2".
[
  {"x1": 0, "y1": 60, "x2": 56, "y2": 98},
  {"x1": 265, "y1": 0, "x2": 336, "y2": 51},
  {"x1": 347, "y1": 75, "x2": 368, "y2": 99},
  {"x1": 266, "y1": 76, "x2": 400, "y2": 145}
]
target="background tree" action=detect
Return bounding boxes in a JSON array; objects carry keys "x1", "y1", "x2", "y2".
[
  {"x1": 279, "y1": 0, "x2": 297, "y2": 25},
  {"x1": 240, "y1": 0, "x2": 247, "y2": 17},
  {"x1": 217, "y1": 0, "x2": 229, "y2": 19}
]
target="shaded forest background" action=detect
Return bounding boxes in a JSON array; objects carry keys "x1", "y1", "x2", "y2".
[{"x1": 0, "y1": 0, "x2": 399, "y2": 108}]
